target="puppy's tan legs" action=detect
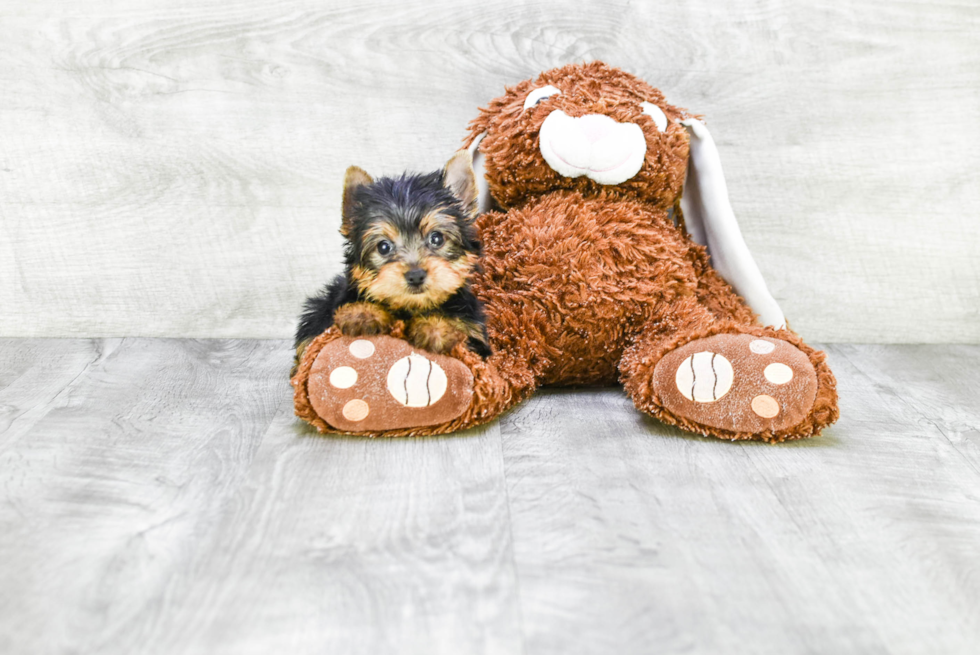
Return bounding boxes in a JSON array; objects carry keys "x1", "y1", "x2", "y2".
[
  {"x1": 333, "y1": 302, "x2": 393, "y2": 337},
  {"x1": 407, "y1": 314, "x2": 475, "y2": 355}
]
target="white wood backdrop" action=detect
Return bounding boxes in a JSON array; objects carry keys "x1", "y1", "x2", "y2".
[{"x1": 1, "y1": 0, "x2": 977, "y2": 342}]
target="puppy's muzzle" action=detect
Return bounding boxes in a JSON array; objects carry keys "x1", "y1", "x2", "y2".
[{"x1": 404, "y1": 267, "x2": 427, "y2": 290}]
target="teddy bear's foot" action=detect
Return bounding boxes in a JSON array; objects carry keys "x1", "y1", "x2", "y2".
[
  {"x1": 652, "y1": 332, "x2": 823, "y2": 437},
  {"x1": 303, "y1": 335, "x2": 474, "y2": 433}
]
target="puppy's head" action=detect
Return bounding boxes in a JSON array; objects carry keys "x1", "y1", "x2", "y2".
[{"x1": 341, "y1": 152, "x2": 481, "y2": 311}]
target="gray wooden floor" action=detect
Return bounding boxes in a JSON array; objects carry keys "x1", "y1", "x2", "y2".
[{"x1": 1, "y1": 339, "x2": 978, "y2": 655}]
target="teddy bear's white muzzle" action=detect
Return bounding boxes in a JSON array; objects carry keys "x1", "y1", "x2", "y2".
[{"x1": 538, "y1": 110, "x2": 647, "y2": 185}]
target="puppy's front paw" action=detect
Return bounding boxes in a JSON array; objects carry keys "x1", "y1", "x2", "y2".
[
  {"x1": 334, "y1": 302, "x2": 393, "y2": 337},
  {"x1": 407, "y1": 316, "x2": 467, "y2": 355}
]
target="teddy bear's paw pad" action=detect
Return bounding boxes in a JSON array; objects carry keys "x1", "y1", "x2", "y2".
[
  {"x1": 306, "y1": 336, "x2": 473, "y2": 433},
  {"x1": 653, "y1": 333, "x2": 818, "y2": 434}
]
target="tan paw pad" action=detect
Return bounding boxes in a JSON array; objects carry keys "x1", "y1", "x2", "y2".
[
  {"x1": 653, "y1": 333, "x2": 818, "y2": 434},
  {"x1": 306, "y1": 336, "x2": 474, "y2": 433}
]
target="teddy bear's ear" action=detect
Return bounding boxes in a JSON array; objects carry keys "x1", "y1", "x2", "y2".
[
  {"x1": 466, "y1": 132, "x2": 493, "y2": 216},
  {"x1": 341, "y1": 166, "x2": 373, "y2": 236},
  {"x1": 442, "y1": 149, "x2": 480, "y2": 219},
  {"x1": 679, "y1": 119, "x2": 787, "y2": 329}
]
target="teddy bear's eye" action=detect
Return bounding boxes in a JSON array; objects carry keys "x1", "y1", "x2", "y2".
[
  {"x1": 641, "y1": 101, "x2": 668, "y2": 133},
  {"x1": 523, "y1": 85, "x2": 562, "y2": 111}
]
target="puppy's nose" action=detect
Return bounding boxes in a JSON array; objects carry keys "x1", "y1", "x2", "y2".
[{"x1": 404, "y1": 267, "x2": 427, "y2": 287}]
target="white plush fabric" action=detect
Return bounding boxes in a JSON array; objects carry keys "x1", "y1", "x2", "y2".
[
  {"x1": 538, "y1": 110, "x2": 647, "y2": 186},
  {"x1": 468, "y1": 132, "x2": 493, "y2": 215},
  {"x1": 523, "y1": 85, "x2": 562, "y2": 110},
  {"x1": 680, "y1": 119, "x2": 787, "y2": 328},
  {"x1": 640, "y1": 102, "x2": 668, "y2": 133}
]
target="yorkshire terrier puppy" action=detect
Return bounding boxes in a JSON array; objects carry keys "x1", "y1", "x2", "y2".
[{"x1": 293, "y1": 151, "x2": 490, "y2": 373}]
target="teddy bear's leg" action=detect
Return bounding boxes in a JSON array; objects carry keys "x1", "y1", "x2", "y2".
[
  {"x1": 691, "y1": 253, "x2": 759, "y2": 325},
  {"x1": 619, "y1": 298, "x2": 838, "y2": 442},
  {"x1": 292, "y1": 326, "x2": 539, "y2": 437}
]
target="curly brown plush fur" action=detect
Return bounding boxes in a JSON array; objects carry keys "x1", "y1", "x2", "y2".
[
  {"x1": 293, "y1": 61, "x2": 839, "y2": 442},
  {"x1": 465, "y1": 64, "x2": 691, "y2": 212}
]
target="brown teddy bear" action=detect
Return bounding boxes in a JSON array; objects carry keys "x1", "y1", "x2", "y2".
[{"x1": 292, "y1": 62, "x2": 839, "y2": 442}]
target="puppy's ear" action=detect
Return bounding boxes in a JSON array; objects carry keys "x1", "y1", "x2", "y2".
[
  {"x1": 341, "y1": 166, "x2": 373, "y2": 236},
  {"x1": 442, "y1": 150, "x2": 479, "y2": 218}
]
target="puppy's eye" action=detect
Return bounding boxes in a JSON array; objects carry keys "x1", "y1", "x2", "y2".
[
  {"x1": 427, "y1": 231, "x2": 445, "y2": 248},
  {"x1": 523, "y1": 85, "x2": 562, "y2": 111},
  {"x1": 377, "y1": 240, "x2": 392, "y2": 256},
  {"x1": 641, "y1": 101, "x2": 668, "y2": 133}
]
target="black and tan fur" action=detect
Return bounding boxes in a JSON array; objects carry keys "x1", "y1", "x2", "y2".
[{"x1": 294, "y1": 152, "x2": 490, "y2": 371}]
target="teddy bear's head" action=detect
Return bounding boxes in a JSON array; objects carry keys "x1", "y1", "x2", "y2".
[{"x1": 465, "y1": 61, "x2": 691, "y2": 212}]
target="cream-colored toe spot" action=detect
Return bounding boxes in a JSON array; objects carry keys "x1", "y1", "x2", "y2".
[
  {"x1": 387, "y1": 353, "x2": 448, "y2": 407},
  {"x1": 675, "y1": 352, "x2": 734, "y2": 403},
  {"x1": 342, "y1": 399, "x2": 370, "y2": 422},
  {"x1": 764, "y1": 363, "x2": 793, "y2": 385},
  {"x1": 329, "y1": 366, "x2": 358, "y2": 389},
  {"x1": 751, "y1": 395, "x2": 780, "y2": 418},
  {"x1": 750, "y1": 339, "x2": 776, "y2": 354},
  {"x1": 349, "y1": 339, "x2": 375, "y2": 359}
]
